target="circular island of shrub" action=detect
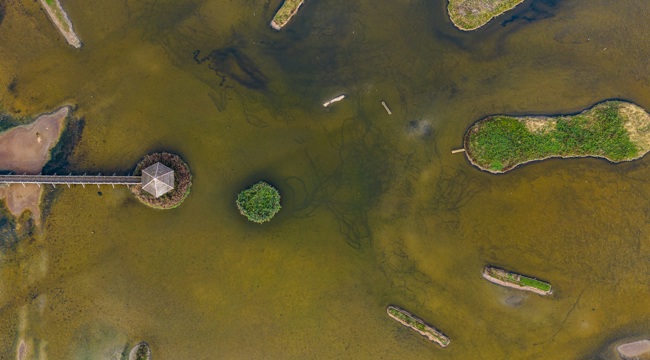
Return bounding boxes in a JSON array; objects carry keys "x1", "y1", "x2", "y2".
[
  {"x1": 236, "y1": 181, "x2": 281, "y2": 223},
  {"x1": 131, "y1": 152, "x2": 192, "y2": 209}
]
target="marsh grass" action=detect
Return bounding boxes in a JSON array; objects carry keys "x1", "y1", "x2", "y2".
[
  {"x1": 465, "y1": 101, "x2": 640, "y2": 172},
  {"x1": 447, "y1": 0, "x2": 525, "y2": 30},
  {"x1": 519, "y1": 276, "x2": 552, "y2": 292}
]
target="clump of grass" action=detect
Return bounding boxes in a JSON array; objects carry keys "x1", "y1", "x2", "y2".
[
  {"x1": 236, "y1": 181, "x2": 281, "y2": 223},
  {"x1": 447, "y1": 0, "x2": 525, "y2": 31},
  {"x1": 465, "y1": 101, "x2": 640, "y2": 173},
  {"x1": 519, "y1": 276, "x2": 552, "y2": 292}
]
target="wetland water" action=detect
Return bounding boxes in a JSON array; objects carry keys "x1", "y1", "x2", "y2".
[{"x1": 0, "y1": 0, "x2": 649, "y2": 358}]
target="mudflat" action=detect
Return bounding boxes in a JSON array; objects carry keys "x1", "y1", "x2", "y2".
[{"x1": 0, "y1": 106, "x2": 68, "y2": 222}]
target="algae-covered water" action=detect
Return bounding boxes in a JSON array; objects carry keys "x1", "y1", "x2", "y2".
[{"x1": 1, "y1": 0, "x2": 650, "y2": 358}]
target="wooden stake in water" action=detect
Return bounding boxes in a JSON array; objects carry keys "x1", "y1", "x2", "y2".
[
  {"x1": 381, "y1": 101, "x2": 392, "y2": 115},
  {"x1": 451, "y1": 148, "x2": 465, "y2": 154},
  {"x1": 322, "y1": 94, "x2": 346, "y2": 107}
]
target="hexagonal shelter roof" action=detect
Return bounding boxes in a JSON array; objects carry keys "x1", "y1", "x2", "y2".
[{"x1": 141, "y1": 162, "x2": 174, "y2": 198}]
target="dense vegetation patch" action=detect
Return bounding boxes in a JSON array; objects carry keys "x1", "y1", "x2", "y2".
[
  {"x1": 447, "y1": 0, "x2": 525, "y2": 31},
  {"x1": 236, "y1": 181, "x2": 281, "y2": 223},
  {"x1": 465, "y1": 101, "x2": 648, "y2": 173},
  {"x1": 132, "y1": 153, "x2": 192, "y2": 209}
]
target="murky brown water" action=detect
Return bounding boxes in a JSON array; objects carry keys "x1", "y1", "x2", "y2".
[{"x1": 1, "y1": 0, "x2": 650, "y2": 358}]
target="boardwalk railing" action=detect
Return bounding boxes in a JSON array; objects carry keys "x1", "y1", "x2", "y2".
[{"x1": 0, "y1": 174, "x2": 141, "y2": 188}]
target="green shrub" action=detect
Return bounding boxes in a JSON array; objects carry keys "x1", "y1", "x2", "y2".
[{"x1": 236, "y1": 181, "x2": 281, "y2": 223}]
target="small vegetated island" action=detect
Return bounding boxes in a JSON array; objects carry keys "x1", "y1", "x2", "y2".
[
  {"x1": 447, "y1": 0, "x2": 526, "y2": 31},
  {"x1": 270, "y1": 0, "x2": 305, "y2": 30},
  {"x1": 464, "y1": 101, "x2": 650, "y2": 173},
  {"x1": 483, "y1": 266, "x2": 552, "y2": 295},
  {"x1": 236, "y1": 181, "x2": 281, "y2": 223},
  {"x1": 386, "y1": 306, "x2": 450, "y2": 348}
]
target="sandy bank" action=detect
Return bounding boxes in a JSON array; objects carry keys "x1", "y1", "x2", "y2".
[
  {"x1": 617, "y1": 339, "x2": 650, "y2": 359},
  {"x1": 447, "y1": 0, "x2": 525, "y2": 31},
  {"x1": 0, "y1": 106, "x2": 69, "y2": 224},
  {"x1": 39, "y1": 0, "x2": 82, "y2": 48}
]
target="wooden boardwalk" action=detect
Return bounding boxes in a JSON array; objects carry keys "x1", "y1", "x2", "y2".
[{"x1": 0, "y1": 174, "x2": 141, "y2": 187}]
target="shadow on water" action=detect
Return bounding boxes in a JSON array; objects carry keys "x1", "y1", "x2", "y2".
[
  {"x1": 193, "y1": 48, "x2": 268, "y2": 90},
  {"x1": 500, "y1": 0, "x2": 560, "y2": 28},
  {"x1": 284, "y1": 117, "x2": 397, "y2": 249},
  {"x1": 0, "y1": 2, "x2": 5, "y2": 26}
]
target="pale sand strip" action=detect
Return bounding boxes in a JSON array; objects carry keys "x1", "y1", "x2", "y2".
[
  {"x1": 39, "y1": 0, "x2": 82, "y2": 48},
  {"x1": 617, "y1": 339, "x2": 650, "y2": 359},
  {"x1": 0, "y1": 106, "x2": 69, "y2": 224}
]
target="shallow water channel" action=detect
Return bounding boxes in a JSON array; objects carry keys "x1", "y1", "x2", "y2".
[{"x1": 0, "y1": 0, "x2": 649, "y2": 358}]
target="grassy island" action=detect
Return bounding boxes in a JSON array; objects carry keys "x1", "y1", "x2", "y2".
[
  {"x1": 39, "y1": 0, "x2": 82, "y2": 48},
  {"x1": 448, "y1": 0, "x2": 525, "y2": 31},
  {"x1": 464, "y1": 101, "x2": 650, "y2": 173},
  {"x1": 270, "y1": 0, "x2": 305, "y2": 30},
  {"x1": 386, "y1": 306, "x2": 450, "y2": 347},
  {"x1": 131, "y1": 153, "x2": 192, "y2": 210},
  {"x1": 483, "y1": 266, "x2": 552, "y2": 295}
]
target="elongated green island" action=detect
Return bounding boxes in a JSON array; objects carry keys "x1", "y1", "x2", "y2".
[
  {"x1": 464, "y1": 101, "x2": 650, "y2": 173},
  {"x1": 447, "y1": 0, "x2": 525, "y2": 31},
  {"x1": 482, "y1": 266, "x2": 552, "y2": 295},
  {"x1": 270, "y1": 0, "x2": 305, "y2": 30},
  {"x1": 386, "y1": 306, "x2": 450, "y2": 347}
]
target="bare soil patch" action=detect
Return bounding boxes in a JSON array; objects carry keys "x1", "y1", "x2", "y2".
[{"x1": 0, "y1": 107, "x2": 68, "y2": 223}]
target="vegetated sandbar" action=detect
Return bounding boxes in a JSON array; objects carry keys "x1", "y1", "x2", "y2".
[
  {"x1": 483, "y1": 266, "x2": 552, "y2": 296},
  {"x1": 386, "y1": 306, "x2": 450, "y2": 347},
  {"x1": 464, "y1": 101, "x2": 650, "y2": 173},
  {"x1": 447, "y1": 0, "x2": 526, "y2": 31},
  {"x1": 0, "y1": 106, "x2": 69, "y2": 224},
  {"x1": 270, "y1": 0, "x2": 305, "y2": 30},
  {"x1": 39, "y1": 0, "x2": 82, "y2": 48}
]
